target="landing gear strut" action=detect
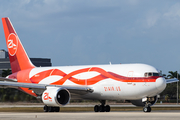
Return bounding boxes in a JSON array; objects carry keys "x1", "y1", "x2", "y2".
[
  {"x1": 142, "y1": 97, "x2": 154, "y2": 113},
  {"x1": 44, "y1": 105, "x2": 60, "y2": 112},
  {"x1": 94, "y1": 100, "x2": 110, "y2": 112}
]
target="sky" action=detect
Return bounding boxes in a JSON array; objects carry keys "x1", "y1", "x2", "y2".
[{"x1": 0, "y1": 0, "x2": 180, "y2": 75}]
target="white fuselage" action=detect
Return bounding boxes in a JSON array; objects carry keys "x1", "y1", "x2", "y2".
[{"x1": 16, "y1": 63, "x2": 166, "y2": 101}]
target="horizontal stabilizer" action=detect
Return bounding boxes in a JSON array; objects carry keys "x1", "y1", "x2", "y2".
[{"x1": 0, "y1": 77, "x2": 17, "y2": 82}]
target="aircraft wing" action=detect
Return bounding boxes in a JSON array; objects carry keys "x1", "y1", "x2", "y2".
[
  {"x1": 0, "y1": 77, "x2": 93, "y2": 96},
  {"x1": 166, "y1": 78, "x2": 179, "y2": 84}
]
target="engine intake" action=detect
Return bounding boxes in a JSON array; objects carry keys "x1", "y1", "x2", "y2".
[
  {"x1": 42, "y1": 87, "x2": 70, "y2": 106},
  {"x1": 56, "y1": 89, "x2": 70, "y2": 105}
]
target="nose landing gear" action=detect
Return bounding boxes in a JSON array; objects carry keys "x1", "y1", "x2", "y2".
[
  {"x1": 143, "y1": 106, "x2": 151, "y2": 112},
  {"x1": 142, "y1": 97, "x2": 157, "y2": 113}
]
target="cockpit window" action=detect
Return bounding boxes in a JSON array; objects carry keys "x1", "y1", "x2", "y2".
[
  {"x1": 152, "y1": 73, "x2": 159, "y2": 76},
  {"x1": 144, "y1": 72, "x2": 160, "y2": 77},
  {"x1": 148, "y1": 73, "x2": 152, "y2": 77}
]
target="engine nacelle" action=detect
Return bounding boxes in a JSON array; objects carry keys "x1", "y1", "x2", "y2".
[
  {"x1": 42, "y1": 87, "x2": 71, "y2": 106},
  {"x1": 130, "y1": 96, "x2": 158, "y2": 107}
]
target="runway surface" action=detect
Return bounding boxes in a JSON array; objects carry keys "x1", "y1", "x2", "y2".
[
  {"x1": 0, "y1": 104, "x2": 180, "y2": 108},
  {"x1": 0, "y1": 111, "x2": 180, "y2": 120}
]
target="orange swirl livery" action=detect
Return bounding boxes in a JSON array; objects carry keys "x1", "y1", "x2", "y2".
[
  {"x1": 30, "y1": 68, "x2": 157, "y2": 85},
  {"x1": 0, "y1": 17, "x2": 178, "y2": 113}
]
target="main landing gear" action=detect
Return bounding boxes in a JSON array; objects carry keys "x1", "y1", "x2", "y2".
[
  {"x1": 44, "y1": 105, "x2": 60, "y2": 112},
  {"x1": 94, "y1": 100, "x2": 110, "y2": 112}
]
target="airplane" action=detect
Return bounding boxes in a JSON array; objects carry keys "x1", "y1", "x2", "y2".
[{"x1": 0, "y1": 17, "x2": 178, "y2": 113}]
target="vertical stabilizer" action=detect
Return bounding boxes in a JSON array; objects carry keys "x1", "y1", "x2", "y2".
[{"x1": 2, "y1": 17, "x2": 35, "y2": 73}]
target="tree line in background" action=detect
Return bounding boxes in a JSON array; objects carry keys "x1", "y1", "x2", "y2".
[
  {"x1": 0, "y1": 69, "x2": 179, "y2": 103},
  {"x1": 160, "y1": 71, "x2": 180, "y2": 103}
]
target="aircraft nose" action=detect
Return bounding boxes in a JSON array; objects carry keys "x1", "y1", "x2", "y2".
[{"x1": 156, "y1": 77, "x2": 166, "y2": 92}]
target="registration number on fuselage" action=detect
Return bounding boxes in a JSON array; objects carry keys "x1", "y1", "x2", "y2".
[{"x1": 104, "y1": 86, "x2": 121, "y2": 91}]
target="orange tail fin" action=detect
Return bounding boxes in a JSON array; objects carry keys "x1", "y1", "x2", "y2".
[{"x1": 2, "y1": 17, "x2": 35, "y2": 73}]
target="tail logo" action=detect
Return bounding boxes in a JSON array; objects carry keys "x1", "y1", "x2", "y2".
[{"x1": 7, "y1": 33, "x2": 18, "y2": 56}]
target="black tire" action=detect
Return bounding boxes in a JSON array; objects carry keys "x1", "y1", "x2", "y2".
[
  {"x1": 43, "y1": 105, "x2": 48, "y2": 112},
  {"x1": 143, "y1": 107, "x2": 151, "y2": 112},
  {"x1": 99, "y1": 105, "x2": 105, "y2": 112},
  {"x1": 143, "y1": 107, "x2": 148, "y2": 112},
  {"x1": 147, "y1": 107, "x2": 151, "y2": 112},
  {"x1": 94, "y1": 105, "x2": 99, "y2": 112},
  {"x1": 105, "y1": 105, "x2": 110, "y2": 112},
  {"x1": 54, "y1": 107, "x2": 60, "y2": 112},
  {"x1": 48, "y1": 107, "x2": 54, "y2": 112}
]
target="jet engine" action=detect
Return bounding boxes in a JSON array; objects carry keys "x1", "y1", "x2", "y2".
[
  {"x1": 42, "y1": 87, "x2": 70, "y2": 106},
  {"x1": 130, "y1": 96, "x2": 158, "y2": 107}
]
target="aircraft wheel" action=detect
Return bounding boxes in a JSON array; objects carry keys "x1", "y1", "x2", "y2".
[
  {"x1": 54, "y1": 107, "x2": 60, "y2": 112},
  {"x1": 143, "y1": 107, "x2": 151, "y2": 112},
  {"x1": 147, "y1": 107, "x2": 151, "y2": 112},
  {"x1": 43, "y1": 105, "x2": 48, "y2": 112},
  {"x1": 143, "y1": 107, "x2": 148, "y2": 112},
  {"x1": 48, "y1": 106, "x2": 54, "y2": 112},
  {"x1": 99, "y1": 105, "x2": 105, "y2": 112},
  {"x1": 94, "y1": 105, "x2": 99, "y2": 112},
  {"x1": 105, "y1": 105, "x2": 110, "y2": 112}
]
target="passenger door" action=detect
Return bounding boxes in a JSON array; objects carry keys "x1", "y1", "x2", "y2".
[{"x1": 127, "y1": 71, "x2": 133, "y2": 84}]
